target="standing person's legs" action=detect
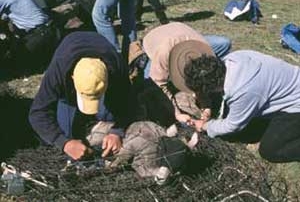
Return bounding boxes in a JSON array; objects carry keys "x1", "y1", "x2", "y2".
[
  {"x1": 92, "y1": 0, "x2": 121, "y2": 52},
  {"x1": 203, "y1": 35, "x2": 231, "y2": 58},
  {"x1": 259, "y1": 112, "x2": 300, "y2": 162},
  {"x1": 119, "y1": 0, "x2": 137, "y2": 62}
]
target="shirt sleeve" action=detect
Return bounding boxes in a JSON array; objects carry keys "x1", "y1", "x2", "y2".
[
  {"x1": 0, "y1": 0, "x2": 10, "y2": 16},
  {"x1": 207, "y1": 92, "x2": 264, "y2": 138}
]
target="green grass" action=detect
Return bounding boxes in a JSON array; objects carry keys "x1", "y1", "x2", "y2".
[
  {"x1": 139, "y1": 0, "x2": 300, "y2": 64},
  {"x1": 138, "y1": 0, "x2": 300, "y2": 200}
]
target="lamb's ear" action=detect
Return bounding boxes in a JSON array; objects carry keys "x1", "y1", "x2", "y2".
[
  {"x1": 187, "y1": 132, "x2": 199, "y2": 149},
  {"x1": 166, "y1": 124, "x2": 177, "y2": 137}
]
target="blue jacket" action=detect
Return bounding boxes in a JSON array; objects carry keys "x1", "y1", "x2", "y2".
[{"x1": 29, "y1": 31, "x2": 132, "y2": 149}]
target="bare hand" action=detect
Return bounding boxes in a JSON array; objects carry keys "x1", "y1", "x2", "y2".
[
  {"x1": 102, "y1": 134, "x2": 122, "y2": 157},
  {"x1": 63, "y1": 139, "x2": 93, "y2": 160},
  {"x1": 188, "y1": 119, "x2": 206, "y2": 132},
  {"x1": 175, "y1": 113, "x2": 191, "y2": 123},
  {"x1": 201, "y1": 108, "x2": 211, "y2": 121}
]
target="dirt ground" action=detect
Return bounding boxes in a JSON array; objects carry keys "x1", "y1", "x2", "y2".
[{"x1": 0, "y1": 0, "x2": 300, "y2": 201}]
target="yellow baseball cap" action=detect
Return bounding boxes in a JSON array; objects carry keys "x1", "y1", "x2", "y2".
[{"x1": 73, "y1": 58, "x2": 108, "y2": 114}]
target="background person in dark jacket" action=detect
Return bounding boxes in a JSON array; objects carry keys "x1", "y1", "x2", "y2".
[{"x1": 29, "y1": 31, "x2": 132, "y2": 160}]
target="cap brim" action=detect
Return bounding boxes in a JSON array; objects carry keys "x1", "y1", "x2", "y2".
[
  {"x1": 169, "y1": 40, "x2": 215, "y2": 93},
  {"x1": 76, "y1": 92, "x2": 101, "y2": 115}
]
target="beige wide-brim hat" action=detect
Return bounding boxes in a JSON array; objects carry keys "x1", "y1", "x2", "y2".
[{"x1": 169, "y1": 40, "x2": 215, "y2": 93}]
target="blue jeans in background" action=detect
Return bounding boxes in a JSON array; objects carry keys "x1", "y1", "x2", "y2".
[
  {"x1": 203, "y1": 35, "x2": 231, "y2": 59},
  {"x1": 92, "y1": 0, "x2": 137, "y2": 59},
  {"x1": 144, "y1": 35, "x2": 232, "y2": 79}
]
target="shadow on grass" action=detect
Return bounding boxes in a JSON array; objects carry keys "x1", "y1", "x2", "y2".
[
  {"x1": 114, "y1": 23, "x2": 147, "y2": 33},
  {"x1": 170, "y1": 11, "x2": 215, "y2": 22},
  {"x1": 139, "y1": 5, "x2": 156, "y2": 13},
  {"x1": 0, "y1": 57, "x2": 49, "y2": 82},
  {"x1": 0, "y1": 89, "x2": 39, "y2": 162}
]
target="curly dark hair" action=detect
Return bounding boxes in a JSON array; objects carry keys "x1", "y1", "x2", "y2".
[{"x1": 184, "y1": 54, "x2": 226, "y2": 109}]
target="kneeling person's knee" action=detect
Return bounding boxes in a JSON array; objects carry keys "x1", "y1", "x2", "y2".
[{"x1": 258, "y1": 142, "x2": 284, "y2": 163}]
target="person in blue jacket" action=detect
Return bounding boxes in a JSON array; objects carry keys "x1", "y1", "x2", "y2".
[
  {"x1": 179, "y1": 48, "x2": 300, "y2": 162},
  {"x1": 29, "y1": 31, "x2": 133, "y2": 160}
]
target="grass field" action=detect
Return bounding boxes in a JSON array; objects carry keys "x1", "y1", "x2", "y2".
[
  {"x1": 138, "y1": 0, "x2": 300, "y2": 200},
  {"x1": 139, "y1": 0, "x2": 300, "y2": 64}
]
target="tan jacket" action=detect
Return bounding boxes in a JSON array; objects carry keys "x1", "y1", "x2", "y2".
[{"x1": 143, "y1": 22, "x2": 209, "y2": 85}]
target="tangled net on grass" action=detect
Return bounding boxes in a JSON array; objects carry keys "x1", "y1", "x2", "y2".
[{"x1": 0, "y1": 126, "x2": 290, "y2": 202}]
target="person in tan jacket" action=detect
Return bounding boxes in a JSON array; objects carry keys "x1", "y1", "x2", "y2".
[{"x1": 129, "y1": 22, "x2": 231, "y2": 124}]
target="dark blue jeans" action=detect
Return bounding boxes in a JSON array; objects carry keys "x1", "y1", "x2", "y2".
[
  {"x1": 220, "y1": 112, "x2": 300, "y2": 163},
  {"x1": 92, "y1": 0, "x2": 137, "y2": 58}
]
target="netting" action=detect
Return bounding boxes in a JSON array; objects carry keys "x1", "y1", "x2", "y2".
[{"x1": 0, "y1": 125, "x2": 290, "y2": 202}]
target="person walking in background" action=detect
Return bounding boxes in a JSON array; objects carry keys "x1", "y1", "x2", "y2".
[{"x1": 92, "y1": 0, "x2": 136, "y2": 62}]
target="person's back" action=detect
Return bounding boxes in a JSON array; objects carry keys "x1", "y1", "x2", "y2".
[
  {"x1": 223, "y1": 50, "x2": 300, "y2": 117},
  {"x1": 143, "y1": 22, "x2": 210, "y2": 85},
  {"x1": 0, "y1": 0, "x2": 49, "y2": 32}
]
